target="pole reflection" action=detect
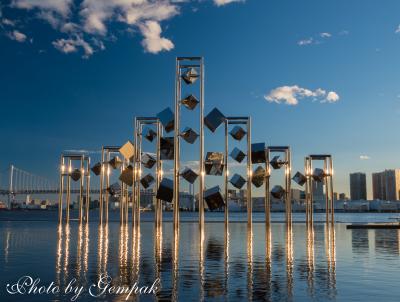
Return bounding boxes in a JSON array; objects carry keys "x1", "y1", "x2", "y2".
[
  {"x1": 63, "y1": 223, "x2": 71, "y2": 285},
  {"x1": 131, "y1": 224, "x2": 141, "y2": 301},
  {"x1": 224, "y1": 227, "x2": 229, "y2": 300},
  {"x1": 199, "y1": 226, "x2": 205, "y2": 302},
  {"x1": 286, "y1": 222, "x2": 294, "y2": 300},
  {"x1": 118, "y1": 224, "x2": 129, "y2": 284},
  {"x1": 247, "y1": 227, "x2": 253, "y2": 302},
  {"x1": 172, "y1": 227, "x2": 180, "y2": 302},
  {"x1": 97, "y1": 224, "x2": 109, "y2": 275},
  {"x1": 306, "y1": 222, "x2": 315, "y2": 297},
  {"x1": 325, "y1": 223, "x2": 337, "y2": 298},
  {"x1": 154, "y1": 225, "x2": 163, "y2": 301}
]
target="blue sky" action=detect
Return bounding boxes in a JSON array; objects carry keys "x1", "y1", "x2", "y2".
[{"x1": 1, "y1": 0, "x2": 400, "y2": 198}]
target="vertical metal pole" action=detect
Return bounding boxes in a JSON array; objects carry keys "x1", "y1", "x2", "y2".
[
  {"x1": 305, "y1": 157, "x2": 309, "y2": 224},
  {"x1": 79, "y1": 157, "x2": 84, "y2": 224},
  {"x1": 324, "y1": 159, "x2": 329, "y2": 223},
  {"x1": 174, "y1": 59, "x2": 181, "y2": 232},
  {"x1": 286, "y1": 148, "x2": 292, "y2": 224},
  {"x1": 309, "y1": 158, "x2": 314, "y2": 226},
  {"x1": 86, "y1": 157, "x2": 90, "y2": 223},
  {"x1": 120, "y1": 162, "x2": 124, "y2": 225},
  {"x1": 105, "y1": 151, "x2": 110, "y2": 224},
  {"x1": 66, "y1": 159, "x2": 71, "y2": 223},
  {"x1": 132, "y1": 119, "x2": 138, "y2": 229},
  {"x1": 156, "y1": 121, "x2": 162, "y2": 229},
  {"x1": 329, "y1": 157, "x2": 335, "y2": 225},
  {"x1": 8, "y1": 165, "x2": 14, "y2": 210},
  {"x1": 199, "y1": 58, "x2": 205, "y2": 232},
  {"x1": 265, "y1": 149, "x2": 271, "y2": 226},
  {"x1": 99, "y1": 148, "x2": 104, "y2": 225},
  {"x1": 136, "y1": 123, "x2": 143, "y2": 229},
  {"x1": 224, "y1": 120, "x2": 229, "y2": 233},
  {"x1": 58, "y1": 157, "x2": 64, "y2": 224},
  {"x1": 246, "y1": 118, "x2": 252, "y2": 229}
]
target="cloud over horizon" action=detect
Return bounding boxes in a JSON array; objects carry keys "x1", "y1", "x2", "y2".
[
  {"x1": 1, "y1": 0, "x2": 241, "y2": 57},
  {"x1": 264, "y1": 85, "x2": 340, "y2": 105}
]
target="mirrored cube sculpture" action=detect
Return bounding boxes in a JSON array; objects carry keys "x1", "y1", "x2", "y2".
[
  {"x1": 230, "y1": 126, "x2": 247, "y2": 141},
  {"x1": 143, "y1": 128, "x2": 157, "y2": 142},
  {"x1": 230, "y1": 147, "x2": 246, "y2": 163},
  {"x1": 252, "y1": 166, "x2": 265, "y2": 188},
  {"x1": 292, "y1": 171, "x2": 307, "y2": 186},
  {"x1": 140, "y1": 173, "x2": 155, "y2": 189},
  {"x1": 181, "y1": 167, "x2": 198, "y2": 184},
  {"x1": 271, "y1": 185, "x2": 285, "y2": 199},
  {"x1": 204, "y1": 108, "x2": 225, "y2": 133},
  {"x1": 119, "y1": 141, "x2": 135, "y2": 161},
  {"x1": 91, "y1": 162, "x2": 102, "y2": 176},
  {"x1": 108, "y1": 182, "x2": 121, "y2": 197},
  {"x1": 230, "y1": 173, "x2": 246, "y2": 189},
  {"x1": 205, "y1": 152, "x2": 224, "y2": 176},
  {"x1": 312, "y1": 168, "x2": 325, "y2": 182},
  {"x1": 156, "y1": 178, "x2": 174, "y2": 203},
  {"x1": 204, "y1": 186, "x2": 225, "y2": 211},
  {"x1": 181, "y1": 67, "x2": 199, "y2": 84},
  {"x1": 157, "y1": 107, "x2": 174, "y2": 133},
  {"x1": 180, "y1": 127, "x2": 199, "y2": 144},
  {"x1": 109, "y1": 156, "x2": 123, "y2": 169},
  {"x1": 119, "y1": 165, "x2": 134, "y2": 186},
  {"x1": 181, "y1": 94, "x2": 199, "y2": 110},
  {"x1": 270, "y1": 155, "x2": 285, "y2": 170},
  {"x1": 160, "y1": 137, "x2": 174, "y2": 160},
  {"x1": 251, "y1": 143, "x2": 266, "y2": 164},
  {"x1": 142, "y1": 152, "x2": 156, "y2": 169},
  {"x1": 70, "y1": 169, "x2": 81, "y2": 182}
]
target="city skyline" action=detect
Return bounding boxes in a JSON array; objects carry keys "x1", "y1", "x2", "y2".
[{"x1": 2, "y1": 1, "x2": 400, "y2": 199}]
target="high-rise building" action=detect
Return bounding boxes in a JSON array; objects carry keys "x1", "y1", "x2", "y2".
[
  {"x1": 312, "y1": 181, "x2": 324, "y2": 201},
  {"x1": 372, "y1": 169, "x2": 400, "y2": 201},
  {"x1": 349, "y1": 172, "x2": 367, "y2": 200}
]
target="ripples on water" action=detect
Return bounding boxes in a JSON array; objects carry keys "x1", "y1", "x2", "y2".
[{"x1": 1, "y1": 214, "x2": 400, "y2": 301}]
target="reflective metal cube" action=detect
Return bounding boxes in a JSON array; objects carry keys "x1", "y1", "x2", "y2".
[
  {"x1": 181, "y1": 94, "x2": 199, "y2": 110},
  {"x1": 180, "y1": 127, "x2": 199, "y2": 144},
  {"x1": 270, "y1": 155, "x2": 285, "y2": 170},
  {"x1": 181, "y1": 67, "x2": 199, "y2": 84},
  {"x1": 140, "y1": 173, "x2": 155, "y2": 189},
  {"x1": 156, "y1": 178, "x2": 174, "y2": 203},
  {"x1": 119, "y1": 141, "x2": 135, "y2": 161},
  {"x1": 119, "y1": 165, "x2": 134, "y2": 186},
  {"x1": 292, "y1": 171, "x2": 307, "y2": 186},
  {"x1": 271, "y1": 185, "x2": 285, "y2": 199},
  {"x1": 230, "y1": 126, "x2": 247, "y2": 141},
  {"x1": 109, "y1": 156, "x2": 123, "y2": 169},
  {"x1": 204, "y1": 186, "x2": 225, "y2": 211},
  {"x1": 252, "y1": 166, "x2": 265, "y2": 188},
  {"x1": 141, "y1": 152, "x2": 156, "y2": 169},
  {"x1": 312, "y1": 168, "x2": 325, "y2": 182},
  {"x1": 91, "y1": 162, "x2": 102, "y2": 176},
  {"x1": 230, "y1": 173, "x2": 246, "y2": 189},
  {"x1": 107, "y1": 182, "x2": 121, "y2": 197},
  {"x1": 181, "y1": 167, "x2": 198, "y2": 184},
  {"x1": 160, "y1": 137, "x2": 174, "y2": 160},
  {"x1": 230, "y1": 147, "x2": 246, "y2": 163},
  {"x1": 157, "y1": 107, "x2": 174, "y2": 133},
  {"x1": 205, "y1": 152, "x2": 224, "y2": 176},
  {"x1": 204, "y1": 108, "x2": 225, "y2": 133},
  {"x1": 70, "y1": 169, "x2": 81, "y2": 181},
  {"x1": 143, "y1": 128, "x2": 157, "y2": 142},
  {"x1": 251, "y1": 143, "x2": 266, "y2": 164}
]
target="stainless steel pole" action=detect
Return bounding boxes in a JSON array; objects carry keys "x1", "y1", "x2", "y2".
[
  {"x1": 224, "y1": 119, "x2": 229, "y2": 232},
  {"x1": 58, "y1": 157, "x2": 64, "y2": 224},
  {"x1": 246, "y1": 118, "x2": 252, "y2": 229},
  {"x1": 199, "y1": 58, "x2": 205, "y2": 232}
]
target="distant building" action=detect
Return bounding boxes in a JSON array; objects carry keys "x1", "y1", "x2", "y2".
[
  {"x1": 350, "y1": 172, "x2": 367, "y2": 200},
  {"x1": 372, "y1": 169, "x2": 400, "y2": 201},
  {"x1": 312, "y1": 181, "x2": 324, "y2": 201},
  {"x1": 333, "y1": 192, "x2": 338, "y2": 201},
  {"x1": 339, "y1": 193, "x2": 347, "y2": 200}
]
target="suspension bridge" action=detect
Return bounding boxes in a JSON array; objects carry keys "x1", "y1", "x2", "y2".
[{"x1": 0, "y1": 165, "x2": 100, "y2": 208}]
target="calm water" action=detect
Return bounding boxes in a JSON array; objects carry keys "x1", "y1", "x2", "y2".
[{"x1": 0, "y1": 212, "x2": 400, "y2": 301}]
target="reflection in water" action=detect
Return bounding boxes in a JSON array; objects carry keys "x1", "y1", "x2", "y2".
[
  {"x1": 351, "y1": 229, "x2": 369, "y2": 254},
  {"x1": 172, "y1": 228, "x2": 179, "y2": 302},
  {"x1": 247, "y1": 227, "x2": 253, "y2": 302},
  {"x1": 286, "y1": 223, "x2": 294, "y2": 300},
  {"x1": 118, "y1": 225, "x2": 129, "y2": 285},
  {"x1": 325, "y1": 223, "x2": 337, "y2": 299},
  {"x1": 154, "y1": 226, "x2": 163, "y2": 302},
  {"x1": 375, "y1": 229, "x2": 400, "y2": 256},
  {"x1": 306, "y1": 223, "x2": 315, "y2": 297}
]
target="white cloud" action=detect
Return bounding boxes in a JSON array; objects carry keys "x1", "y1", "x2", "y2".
[
  {"x1": 11, "y1": 0, "x2": 73, "y2": 17},
  {"x1": 2, "y1": 18, "x2": 16, "y2": 26},
  {"x1": 320, "y1": 32, "x2": 331, "y2": 38},
  {"x1": 396, "y1": 25, "x2": 400, "y2": 34},
  {"x1": 264, "y1": 85, "x2": 340, "y2": 106},
  {"x1": 214, "y1": 0, "x2": 243, "y2": 6},
  {"x1": 139, "y1": 20, "x2": 174, "y2": 53},
  {"x1": 359, "y1": 155, "x2": 370, "y2": 160},
  {"x1": 52, "y1": 35, "x2": 94, "y2": 58},
  {"x1": 7, "y1": 30, "x2": 27, "y2": 42},
  {"x1": 5, "y1": 0, "x2": 240, "y2": 57},
  {"x1": 298, "y1": 37, "x2": 313, "y2": 46}
]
